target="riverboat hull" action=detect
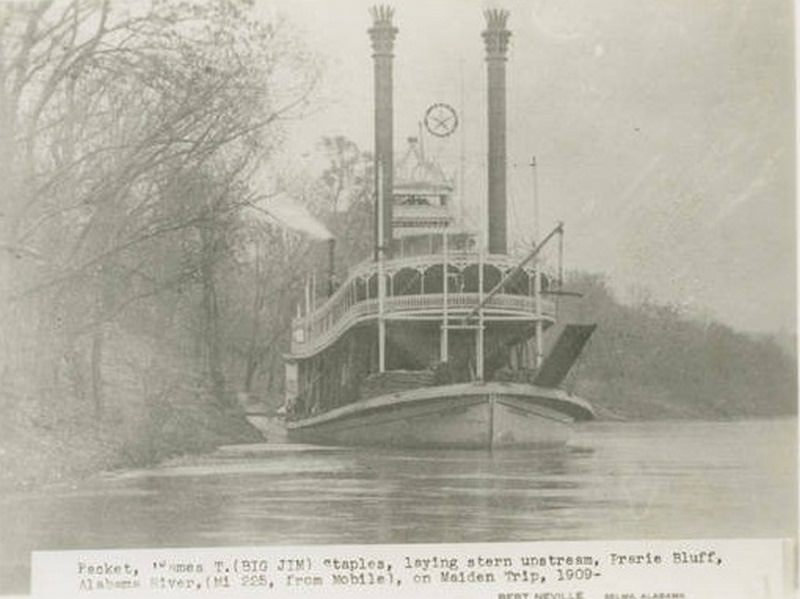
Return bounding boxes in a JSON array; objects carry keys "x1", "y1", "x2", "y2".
[{"x1": 283, "y1": 382, "x2": 593, "y2": 449}]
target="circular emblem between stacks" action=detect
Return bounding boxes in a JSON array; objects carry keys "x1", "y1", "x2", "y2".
[{"x1": 424, "y1": 103, "x2": 459, "y2": 137}]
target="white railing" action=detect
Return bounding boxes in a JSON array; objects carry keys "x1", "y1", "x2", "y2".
[
  {"x1": 290, "y1": 290, "x2": 556, "y2": 358},
  {"x1": 294, "y1": 252, "x2": 553, "y2": 326},
  {"x1": 343, "y1": 251, "x2": 538, "y2": 280},
  {"x1": 288, "y1": 252, "x2": 559, "y2": 358}
]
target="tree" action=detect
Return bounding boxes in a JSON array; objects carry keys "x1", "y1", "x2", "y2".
[
  {"x1": 0, "y1": 0, "x2": 320, "y2": 415},
  {"x1": 317, "y1": 135, "x2": 374, "y2": 273}
]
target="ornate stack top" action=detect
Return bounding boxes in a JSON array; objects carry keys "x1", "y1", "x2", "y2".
[
  {"x1": 482, "y1": 8, "x2": 511, "y2": 58},
  {"x1": 369, "y1": 4, "x2": 394, "y2": 25},
  {"x1": 368, "y1": 5, "x2": 398, "y2": 56},
  {"x1": 484, "y1": 8, "x2": 509, "y2": 30}
]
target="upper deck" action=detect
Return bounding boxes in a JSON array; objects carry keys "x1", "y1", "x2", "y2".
[{"x1": 290, "y1": 250, "x2": 557, "y2": 358}]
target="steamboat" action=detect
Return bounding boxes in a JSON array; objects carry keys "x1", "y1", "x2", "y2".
[{"x1": 280, "y1": 7, "x2": 596, "y2": 448}]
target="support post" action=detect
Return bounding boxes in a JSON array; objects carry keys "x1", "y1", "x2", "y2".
[
  {"x1": 531, "y1": 156, "x2": 543, "y2": 369},
  {"x1": 304, "y1": 275, "x2": 311, "y2": 316},
  {"x1": 440, "y1": 228, "x2": 449, "y2": 362},
  {"x1": 310, "y1": 272, "x2": 316, "y2": 312},
  {"x1": 477, "y1": 233, "x2": 485, "y2": 381},
  {"x1": 377, "y1": 162, "x2": 387, "y2": 373}
]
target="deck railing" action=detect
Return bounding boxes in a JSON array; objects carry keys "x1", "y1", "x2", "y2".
[
  {"x1": 344, "y1": 251, "x2": 536, "y2": 280},
  {"x1": 290, "y1": 253, "x2": 557, "y2": 357}
]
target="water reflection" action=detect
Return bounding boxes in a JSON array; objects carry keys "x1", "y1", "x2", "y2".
[{"x1": 0, "y1": 419, "x2": 796, "y2": 595}]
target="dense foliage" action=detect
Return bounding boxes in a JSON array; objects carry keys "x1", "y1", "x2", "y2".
[{"x1": 562, "y1": 273, "x2": 797, "y2": 419}]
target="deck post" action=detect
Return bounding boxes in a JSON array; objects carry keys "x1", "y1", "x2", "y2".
[
  {"x1": 440, "y1": 228, "x2": 449, "y2": 362},
  {"x1": 311, "y1": 272, "x2": 316, "y2": 312},
  {"x1": 304, "y1": 275, "x2": 311, "y2": 316},
  {"x1": 477, "y1": 235, "x2": 485, "y2": 380},
  {"x1": 531, "y1": 156, "x2": 543, "y2": 368},
  {"x1": 377, "y1": 162, "x2": 387, "y2": 373}
]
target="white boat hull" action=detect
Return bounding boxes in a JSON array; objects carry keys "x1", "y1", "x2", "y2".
[{"x1": 282, "y1": 382, "x2": 593, "y2": 449}]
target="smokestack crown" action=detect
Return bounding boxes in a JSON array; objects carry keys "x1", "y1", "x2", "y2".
[
  {"x1": 483, "y1": 9, "x2": 511, "y2": 58},
  {"x1": 369, "y1": 6, "x2": 398, "y2": 56}
]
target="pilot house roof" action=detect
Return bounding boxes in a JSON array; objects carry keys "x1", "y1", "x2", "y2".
[{"x1": 394, "y1": 137, "x2": 453, "y2": 195}]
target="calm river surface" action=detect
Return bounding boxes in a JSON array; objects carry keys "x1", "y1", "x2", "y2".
[{"x1": 1, "y1": 418, "x2": 796, "y2": 594}]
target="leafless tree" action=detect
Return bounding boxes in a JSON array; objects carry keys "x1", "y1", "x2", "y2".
[{"x1": 0, "y1": 0, "x2": 320, "y2": 416}]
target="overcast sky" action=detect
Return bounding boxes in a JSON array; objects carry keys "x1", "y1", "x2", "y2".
[{"x1": 265, "y1": 0, "x2": 795, "y2": 336}]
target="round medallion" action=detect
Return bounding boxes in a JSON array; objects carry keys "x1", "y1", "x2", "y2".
[{"x1": 424, "y1": 103, "x2": 459, "y2": 137}]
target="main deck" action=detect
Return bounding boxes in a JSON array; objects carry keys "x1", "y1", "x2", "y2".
[{"x1": 285, "y1": 381, "x2": 594, "y2": 448}]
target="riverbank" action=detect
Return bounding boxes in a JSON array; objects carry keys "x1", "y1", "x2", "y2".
[
  {"x1": 0, "y1": 392, "x2": 263, "y2": 493},
  {"x1": 1, "y1": 371, "x2": 794, "y2": 494},
  {"x1": 561, "y1": 273, "x2": 798, "y2": 420}
]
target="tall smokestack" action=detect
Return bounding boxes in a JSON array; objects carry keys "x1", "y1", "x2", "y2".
[
  {"x1": 368, "y1": 5, "x2": 397, "y2": 259},
  {"x1": 483, "y1": 9, "x2": 511, "y2": 255}
]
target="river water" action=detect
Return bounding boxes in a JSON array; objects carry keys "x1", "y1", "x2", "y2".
[{"x1": 0, "y1": 418, "x2": 796, "y2": 594}]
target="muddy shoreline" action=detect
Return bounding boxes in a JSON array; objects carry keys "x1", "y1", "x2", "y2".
[{"x1": 0, "y1": 401, "x2": 264, "y2": 494}]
